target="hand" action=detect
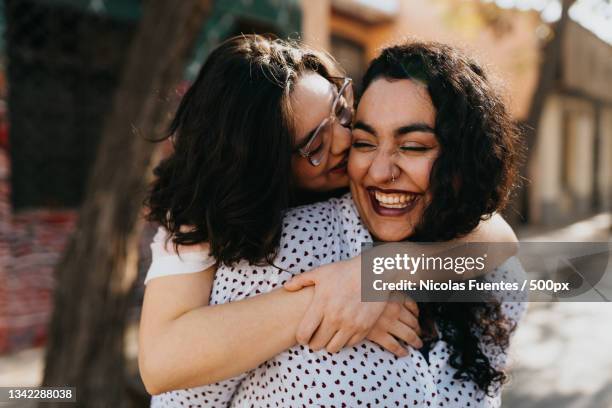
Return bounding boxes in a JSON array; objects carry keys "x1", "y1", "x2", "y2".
[
  {"x1": 283, "y1": 256, "x2": 389, "y2": 353},
  {"x1": 366, "y1": 296, "x2": 422, "y2": 357}
]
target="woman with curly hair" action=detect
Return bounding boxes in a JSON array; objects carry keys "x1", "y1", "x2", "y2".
[
  {"x1": 200, "y1": 40, "x2": 524, "y2": 406},
  {"x1": 346, "y1": 41, "x2": 525, "y2": 398},
  {"x1": 141, "y1": 36, "x2": 516, "y2": 406}
]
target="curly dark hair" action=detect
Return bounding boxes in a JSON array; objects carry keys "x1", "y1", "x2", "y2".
[
  {"x1": 362, "y1": 42, "x2": 522, "y2": 242},
  {"x1": 145, "y1": 35, "x2": 343, "y2": 266},
  {"x1": 361, "y1": 41, "x2": 523, "y2": 395}
]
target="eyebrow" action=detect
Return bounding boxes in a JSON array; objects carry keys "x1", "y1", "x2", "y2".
[
  {"x1": 353, "y1": 120, "x2": 435, "y2": 137},
  {"x1": 353, "y1": 120, "x2": 376, "y2": 135},
  {"x1": 395, "y1": 123, "x2": 435, "y2": 136}
]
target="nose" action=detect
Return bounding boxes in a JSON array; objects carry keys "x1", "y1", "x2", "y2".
[
  {"x1": 368, "y1": 148, "x2": 397, "y2": 185},
  {"x1": 330, "y1": 123, "x2": 351, "y2": 157}
]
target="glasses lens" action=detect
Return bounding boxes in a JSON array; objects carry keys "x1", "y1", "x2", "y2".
[
  {"x1": 308, "y1": 129, "x2": 324, "y2": 153},
  {"x1": 303, "y1": 78, "x2": 353, "y2": 167},
  {"x1": 337, "y1": 104, "x2": 353, "y2": 127},
  {"x1": 334, "y1": 81, "x2": 354, "y2": 126},
  {"x1": 343, "y1": 81, "x2": 354, "y2": 106},
  {"x1": 309, "y1": 121, "x2": 333, "y2": 166},
  {"x1": 334, "y1": 95, "x2": 346, "y2": 117}
]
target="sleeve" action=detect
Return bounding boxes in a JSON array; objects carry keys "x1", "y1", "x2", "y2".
[
  {"x1": 485, "y1": 256, "x2": 528, "y2": 326},
  {"x1": 144, "y1": 226, "x2": 216, "y2": 285},
  {"x1": 479, "y1": 256, "x2": 528, "y2": 372}
]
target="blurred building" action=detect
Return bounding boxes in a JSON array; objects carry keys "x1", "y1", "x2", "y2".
[
  {"x1": 529, "y1": 21, "x2": 612, "y2": 225},
  {"x1": 300, "y1": 0, "x2": 612, "y2": 225},
  {"x1": 0, "y1": 0, "x2": 610, "y2": 354}
]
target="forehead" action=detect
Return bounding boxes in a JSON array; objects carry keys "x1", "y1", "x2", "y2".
[
  {"x1": 293, "y1": 72, "x2": 334, "y2": 99},
  {"x1": 356, "y1": 78, "x2": 435, "y2": 130},
  {"x1": 291, "y1": 72, "x2": 335, "y2": 140}
]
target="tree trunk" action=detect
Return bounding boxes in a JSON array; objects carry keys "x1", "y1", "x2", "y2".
[
  {"x1": 506, "y1": 0, "x2": 575, "y2": 224},
  {"x1": 41, "y1": 1, "x2": 211, "y2": 407}
]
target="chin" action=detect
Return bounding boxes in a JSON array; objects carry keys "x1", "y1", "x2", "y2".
[
  {"x1": 324, "y1": 175, "x2": 349, "y2": 191},
  {"x1": 370, "y1": 226, "x2": 413, "y2": 242}
]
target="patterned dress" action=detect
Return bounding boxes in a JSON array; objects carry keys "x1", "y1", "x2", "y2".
[{"x1": 149, "y1": 193, "x2": 526, "y2": 407}]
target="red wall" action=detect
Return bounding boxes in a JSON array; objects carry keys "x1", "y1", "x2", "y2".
[{"x1": 0, "y1": 147, "x2": 152, "y2": 355}]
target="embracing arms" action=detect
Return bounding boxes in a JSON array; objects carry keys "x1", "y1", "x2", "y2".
[
  {"x1": 138, "y1": 213, "x2": 516, "y2": 394},
  {"x1": 138, "y1": 264, "x2": 420, "y2": 395},
  {"x1": 139, "y1": 269, "x2": 312, "y2": 394},
  {"x1": 282, "y1": 212, "x2": 518, "y2": 350}
]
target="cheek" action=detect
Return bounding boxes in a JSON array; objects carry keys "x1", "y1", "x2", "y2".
[
  {"x1": 399, "y1": 156, "x2": 437, "y2": 192},
  {"x1": 292, "y1": 157, "x2": 325, "y2": 188},
  {"x1": 419, "y1": 159, "x2": 436, "y2": 190},
  {"x1": 347, "y1": 151, "x2": 369, "y2": 182}
]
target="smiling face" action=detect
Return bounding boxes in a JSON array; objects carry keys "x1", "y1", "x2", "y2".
[
  {"x1": 290, "y1": 72, "x2": 352, "y2": 192},
  {"x1": 349, "y1": 78, "x2": 440, "y2": 241}
]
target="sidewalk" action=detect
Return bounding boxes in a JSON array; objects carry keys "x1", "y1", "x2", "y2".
[
  {"x1": 503, "y1": 212, "x2": 612, "y2": 408},
  {"x1": 0, "y1": 321, "x2": 140, "y2": 388}
]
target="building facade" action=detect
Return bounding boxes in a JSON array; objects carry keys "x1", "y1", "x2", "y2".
[{"x1": 529, "y1": 22, "x2": 612, "y2": 224}]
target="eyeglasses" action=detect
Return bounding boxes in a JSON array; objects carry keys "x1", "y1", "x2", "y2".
[{"x1": 295, "y1": 77, "x2": 354, "y2": 167}]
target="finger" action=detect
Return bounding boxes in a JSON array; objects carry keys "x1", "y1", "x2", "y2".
[
  {"x1": 296, "y1": 301, "x2": 324, "y2": 345},
  {"x1": 284, "y1": 272, "x2": 317, "y2": 291},
  {"x1": 404, "y1": 298, "x2": 419, "y2": 317},
  {"x1": 399, "y1": 307, "x2": 421, "y2": 336},
  {"x1": 370, "y1": 332, "x2": 408, "y2": 357},
  {"x1": 346, "y1": 332, "x2": 366, "y2": 348},
  {"x1": 389, "y1": 320, "x2": 423, "y2": 349},
  {"x1": 325, "y1": 329, "x2": 353, "y2": 353},
  {"x1": 308, "y1": 316, "x2": 340, "y2": 351}
]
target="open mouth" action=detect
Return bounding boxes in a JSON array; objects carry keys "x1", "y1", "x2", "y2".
[{"x1": 367, "y1": 187, "x2": 421, "y2": 216}]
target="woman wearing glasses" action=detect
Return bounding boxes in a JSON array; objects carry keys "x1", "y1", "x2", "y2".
[{"x1": 139, "y1": 35, "x2": 518, "y2": 404}]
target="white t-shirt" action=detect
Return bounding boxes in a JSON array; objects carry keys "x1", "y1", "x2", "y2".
[
  {"x1": 148, "y1": 193, "x2": 526, "y2": 407},
  {"x1": 144, "y1": 227, "x2": 216, "y2": 285}
]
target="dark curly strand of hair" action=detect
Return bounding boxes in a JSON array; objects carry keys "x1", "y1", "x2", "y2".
[
  {"x1": 145, "y1": 35, "x2": 342, "y2": 266},
  {"x1": 362, "y1": 41, "x2": 523, "y2": 395}
]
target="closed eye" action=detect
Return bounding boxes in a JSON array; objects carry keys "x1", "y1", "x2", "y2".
[
  {"x1": 352, "y1": 141, "x2": 376, "y2": 151},
  {"x1": 400, "y1": 146, "x2": 431, "y2": 152}
]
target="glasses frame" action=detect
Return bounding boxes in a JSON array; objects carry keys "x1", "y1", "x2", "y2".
[{"x1": 296, "y1": 77, "x2": 354, "y2": 167}]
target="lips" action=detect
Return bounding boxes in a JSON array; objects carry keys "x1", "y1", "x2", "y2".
[
  {"x1": 329, "y1": 156, "x2": 348, "y2": 174},
  {"x1": 366, "y1": 187, "x2": 421, "y2": 216}
]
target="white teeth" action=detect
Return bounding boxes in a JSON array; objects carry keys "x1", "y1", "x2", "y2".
[
  {"x1": 374, "y1": 191, "x2": 417, "y2": 209},
  {"x1": 381, "y1": 202, "x2": 408, "y2": 209}
]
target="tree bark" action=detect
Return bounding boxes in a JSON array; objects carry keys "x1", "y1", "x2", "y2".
[
  {"x1": 506, "y1": 0, "x2": 575, "y2": 224},
  {"x1": 41, "y1": 1, "x2": 211, "y2": 407}
]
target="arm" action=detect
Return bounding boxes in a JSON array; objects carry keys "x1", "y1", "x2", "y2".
[
  {"x1": 409, "y1": 212, "x2": 519, "y2": 280},
  {"x1": 139, "y1": 269, "x2": 313, "y2": 394},
  {"x1": 393, "y1": 212, "x2": 519, "y2": 281},
  {"x1": 283, "y1": 213, "x2": 518, "y2": 350},
  {"x1": 139, "y1": 266, "x2": 421, "y2": 395}
]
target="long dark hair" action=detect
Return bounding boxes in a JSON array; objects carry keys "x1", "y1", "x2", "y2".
[
  {"x1": 361, "y1": 41, "x2": 523, "y2": 395},
  {"x1": 145, "y1": 35, "x2": 342, "y2": 266}
]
